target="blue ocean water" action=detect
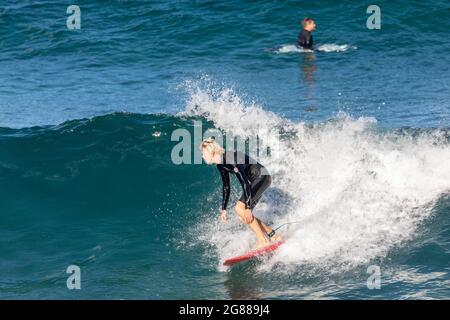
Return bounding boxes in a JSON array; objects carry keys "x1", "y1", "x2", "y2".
[{"x1": 0, "y1": 0, "x2": 449, "y2": 299}]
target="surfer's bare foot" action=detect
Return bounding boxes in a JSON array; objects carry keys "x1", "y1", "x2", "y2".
[{"x1": 255, "y1": 240, "x2": 271, "y2": 250}]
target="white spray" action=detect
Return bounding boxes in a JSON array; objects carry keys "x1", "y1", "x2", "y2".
[{"x1": 181, "y1": 83, "x2": 450, "y2": 273}]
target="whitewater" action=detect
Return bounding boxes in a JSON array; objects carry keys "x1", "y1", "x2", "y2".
[{"x1": 181, "y1": 83, "x2": 450, "y2": 275}]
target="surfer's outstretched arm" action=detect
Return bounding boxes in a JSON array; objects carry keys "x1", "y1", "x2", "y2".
[{"x1": 218, "y1": 165, "x2": 230, "y2": 211}]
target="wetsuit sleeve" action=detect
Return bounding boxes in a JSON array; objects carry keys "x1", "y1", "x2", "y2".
[
  {"x1": 297, "y1": 31, "x2": 304, "y2": 46},
  {"x1": 234, "y1": 165, "x2": 253, "y2": 209},
  {"x1": 218, "y1": 165, "x2": 230, "y2": 210}
]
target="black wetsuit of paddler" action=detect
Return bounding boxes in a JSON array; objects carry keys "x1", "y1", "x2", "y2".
[
  {"x1": 297, "y1": 29, "x2": 313, "y2": 49},
  {"x1": 217, "y1": 151, "x2": 271, "y2": 211}
]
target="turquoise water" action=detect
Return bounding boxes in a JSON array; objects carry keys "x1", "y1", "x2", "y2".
[{"x1": 0, "y1": 1, "x2": 449, "y2": 299}]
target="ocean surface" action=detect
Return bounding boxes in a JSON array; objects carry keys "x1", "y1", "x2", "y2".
[{"x1": 0, "y1": 0, "x2": 449, "y2": 299}]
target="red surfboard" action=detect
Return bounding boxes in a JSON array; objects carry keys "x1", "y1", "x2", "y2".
[{"x1": 223, "y1": 240, "x2": 285, "y2": 266}]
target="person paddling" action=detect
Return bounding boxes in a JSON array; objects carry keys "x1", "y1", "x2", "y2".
[{"x1": 297, "y1": 17, "x2": 316, "y2": 50}]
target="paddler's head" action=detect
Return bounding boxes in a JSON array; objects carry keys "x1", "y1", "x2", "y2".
[{"x1": 302, "y1": 17, "x2": 316, "y2": 32}]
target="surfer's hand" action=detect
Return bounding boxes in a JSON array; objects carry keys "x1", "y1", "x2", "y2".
[
  {"x1": 220, "y1": 210, "x2": 227, "y2": 223},
  {"x1": 243, "y1": 209, "x2": 254, "y2": 224}
]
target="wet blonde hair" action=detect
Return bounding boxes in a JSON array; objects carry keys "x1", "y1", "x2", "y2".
[
  {"x1": 200, "y1": 137, "x2": 225, "y2": 155},
  {"x1": 302, "y1": 17, "x2": 314, "y2": 27}
]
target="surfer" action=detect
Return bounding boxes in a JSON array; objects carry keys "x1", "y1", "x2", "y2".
[
  {"x1": 200, "y1": 137, "x2": 281, "y2": 249},
  {"x1": 297, "y1": 17, "x2": 316, "y2": 50}
]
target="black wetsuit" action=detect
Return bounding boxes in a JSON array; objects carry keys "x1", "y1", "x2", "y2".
[
  {"x1": 297, "y1": 29, "x2": 313, "y2": 49},
  {"x1": 217, "y1": 151, "x2": 271, "y2": 210}
]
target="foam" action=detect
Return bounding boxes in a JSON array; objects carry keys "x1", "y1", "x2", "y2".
[
  {"x1": 273, "y1": 43, "x2": 356, "y2": 54},
  {"x1": 182, "y1": 82, "x2": 450, "y2": 273}
]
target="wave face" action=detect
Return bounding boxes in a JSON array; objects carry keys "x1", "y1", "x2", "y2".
[
  {"x1": 3, "y1": 85, "x2": 449, "y2": 299},
  {"x1": 1, "y1": 0, "x2": 450, "y2": 298}
]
